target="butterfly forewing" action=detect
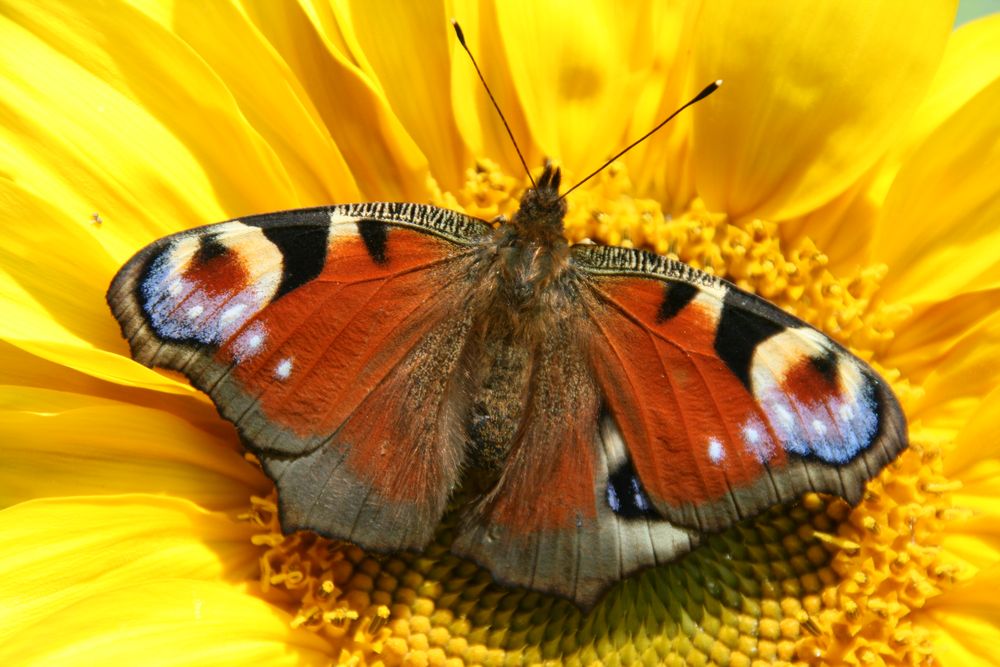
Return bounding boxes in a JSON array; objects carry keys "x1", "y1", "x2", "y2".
[
  {"x1": 572, "y1": 244, "x2": 907, "y2": 533},
  {"x1": 108, "y1": 204, "x2": 492, "y2": 550}
]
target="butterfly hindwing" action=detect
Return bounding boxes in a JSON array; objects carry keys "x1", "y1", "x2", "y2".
[
  {"x1": 450, "y1": 315, "x2": 697, "y2": 607},
  {"x1": 108, "y1": 203, "x2": 491, "y2": 550},
  {"x1": 572, "y1": 244, "x2": 907, "y2": 533}
]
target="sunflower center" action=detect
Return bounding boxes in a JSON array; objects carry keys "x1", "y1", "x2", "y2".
[{"x1": 243, "y1": 161, "x2": 952, "y2": 665}]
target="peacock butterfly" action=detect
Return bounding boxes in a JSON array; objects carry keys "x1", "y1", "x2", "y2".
[{"x1": 106, "y1": 28, "x2": 906, "y2": 610}]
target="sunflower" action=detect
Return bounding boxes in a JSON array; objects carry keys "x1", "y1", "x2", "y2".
[{"x1": 2, "y1": 1, "x2": 999, "y2": 665}]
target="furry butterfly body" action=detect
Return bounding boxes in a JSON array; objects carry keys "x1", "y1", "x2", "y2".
[{"x1": 107, "y1": 164, "x2": 906, "y2": 609}]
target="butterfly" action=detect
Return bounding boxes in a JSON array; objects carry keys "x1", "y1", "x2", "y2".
[
  {"x1": 106, "y1": 21, "x2": 905, "y2": 608},
  {"x1": 106, "y1": 155, "x2": 907, "y2": 609}
]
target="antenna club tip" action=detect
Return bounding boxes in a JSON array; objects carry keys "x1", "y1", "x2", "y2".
[
  {"x1": 451, "y1": 19, "x2": 466, "y2": 45},
  {"x1": 691, "y1": 79, "x2": 723, "y2": 103}
]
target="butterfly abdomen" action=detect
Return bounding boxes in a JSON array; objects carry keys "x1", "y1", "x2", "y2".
[{"x1": 464, "y1": 329, "x2": 533, "y2": 475}]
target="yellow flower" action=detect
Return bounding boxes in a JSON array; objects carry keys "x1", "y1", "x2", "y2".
[{"x1": 2, "y1": 1, "x2": 998, "y2": 665}]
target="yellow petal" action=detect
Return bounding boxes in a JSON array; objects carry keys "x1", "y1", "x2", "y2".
[
  {"x1": 935, "y1": 384, "x2": 1000, "y2": 572},
  {"x1": 907, "y1": 309, "x2": 1000, "y2": 430},
  {"x1": 622, "y1": 1, "x2": 706, "y2": 208},
  {"x1": 123, "y1": 0, "x2": 361, "y2": 206},
  {"x1": 941, "y1": 527, "x2": 1000, "y2": 580},
  {"x1": 898, "y1": 13, "x2": 1000, "y2": 161},
  {"x1": 0, "y1": 342, "x2": 210, "y2": 426},
  {"x1": 691, "y1": 0, "x2": 956, "y2": 220},
  {"x1": 944, "y1": 385, "x2": 1000, "y2": 480},
  {"x1": 778, "y1": 167, "x2": 882, "y2": 274},
  {"x1": 942, "y1": 387, "x2": 1000, "y2": 544},
  {"x1": 883, "y1": 290, "x2": 1000, "y2": 387},
  {"x1": 236, "y1": 1, "x2": 432, "y2": 200},
  {"x1": 494, "y1": 1, "x2": 684, "y2": 176},
  {"x1": 0, "y1": 182, "x2": 176, "y2": 390},
  {"x1": 338, "y1": 1, "x2": 469, "y2": 191},
  {"x1": 0, "y1": 185, "x2": 117, "y2": 346},
  {"x1": 0, "y1": 1, "x2": 304, "y2": 231},
  {"x1": 0, "y1": 7, "x2": 219, "y2": 250},
  {"x1": 921, "y1": 565, "x2": 1000, "y2": 667},
  {"x1": 1, "y1": 3, "x2": 361, "y2": 394},
  {"x1": 448, "y1": 0, "x2": 536, "y2": 179},
  {"x1": 782, "y1": 16, "x2": 1000, "y2": 272},
  {"x1": 0, "y1": 579, "x2": 331, "y2": 665},
  {"x1": 0, "y1": 496, "x2": 331, "y2": 662},
  {"x1": 0, "y1": 267, "x2": 192, "y2": 395},
  {"x1": 0, "y1": 387, "x2": 266, "y2": 510},
  {"x1": 872, "y1": 75, "x2": 1000, "y2": 305},
  {"x1": 0, "y1": 497, "x2": 259, "y2": 640}
]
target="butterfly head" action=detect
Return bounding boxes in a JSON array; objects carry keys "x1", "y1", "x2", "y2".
[
  {"x1": 489, "y1": 162, "x2": 572, "y2": 299},
  {"x1": 510, "y1": 162, "x2": 567, "y2": 247}
]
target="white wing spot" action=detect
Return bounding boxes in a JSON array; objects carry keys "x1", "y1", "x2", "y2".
[
  {"x1": 274, "y1": 358, "x2": 293, "y2": 381},
  {"x1": 708, "y1": 437, "x2": 726, "y2": 464},
  {"x1": 219, "y1": 303, "x2": 248, "y2": 326},
  {"x1": 328, "y1": 211, "x2": 360, "y2": 237},
  {"x1": 741, "y1": 416, "x2": 777, "y2": 462},
  {"x1": 812, "y1": 418, "x2": 828, "y2": 436},
  {"x1": 328, "y1": 211, "x2": 357, "y2": 225},
  {"x1": 838, "y1": 402, "x2": 855, "y2": 421},
  {"x1": 186, "y1": 304, "x2": 204, "y2": 319},
  {"x1": 231, "y1": 322, "x2": 267, "y2": 362},
  {"x1": 168, "y1": 279, "x2": 183, "y2": 296},
  {"x1": 776, "y1": 404, "x2": 796, "y2": 429}
]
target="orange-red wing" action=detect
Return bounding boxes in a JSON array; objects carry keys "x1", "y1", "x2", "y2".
[
  {"x1": 584, "y1": 276, "x2": 787, "y2": 530},
  {"x1": 574, "y1": 245, "x2": 906, "y2": 533},
  {"x1": 450, "y1": 319, "x2": 698, "y2": 609},
  {"x1": 107, "y1": 205, "x2": 489, "y2": 550}
]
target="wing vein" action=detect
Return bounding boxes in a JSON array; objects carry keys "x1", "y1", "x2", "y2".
[{"x1": 584, "y1": 280, "x2": 718, "y2": 364}]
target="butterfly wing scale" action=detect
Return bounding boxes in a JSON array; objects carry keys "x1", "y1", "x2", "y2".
[{"x1": 108, "y1": 204, "x2": 490, "y2": 550}]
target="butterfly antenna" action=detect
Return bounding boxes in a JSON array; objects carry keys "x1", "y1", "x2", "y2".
[
  {"x1": 451, "y1": 19, "x2": 535, "y2": 188},
  {"x1": 559, "y1": 79, "x2": 723, "y2": 200}
]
